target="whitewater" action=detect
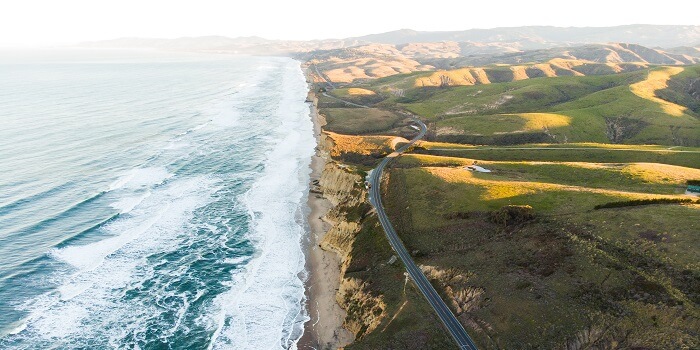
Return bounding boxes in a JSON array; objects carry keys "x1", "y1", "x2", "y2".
[{"x1": 0, "y1": 49, "x2": 314, "y2": 349}]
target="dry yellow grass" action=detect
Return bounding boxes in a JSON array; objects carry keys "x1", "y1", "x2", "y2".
[
  {"x1": 410, "y1": 59, "x2": 642, "y2": 87},
  {"x1": 414, "y1": 68, "x2": 476, "y2": 87},
  {"x1": 519, "y1": 113, "x2": 572, "y2": 130},
  {"x1": 471, "y1": 68, "x2": 491, "y2": 84},
  {"x1": 510, "y1": 66, "x2": 529, "y2": 81},
  {"x1": 629, "y1": 67, "x2": 687, "y2": 117},
  {"x1": 548, "y1": 59, "x2": 586, "y2": 76},
  {"x1": 323, "y1": 56, "x2": 432, "y2": 83},
  {"x1": 413, "y1": 67, "x2": 494, "y2": 87},
  {"x1": 347, "y1": 88, "x2": 376, "y2": 96},
  {"x1": 325, "y1": 132, "x2": 407, "y2": 157},
  {"x1": 402, "y1": 155, "x2": 699, "y2": 181},
  {"x1": 424, "y1": 166, "x2": 690, "y2": 201},
  {"x1": 606, "y1": 63, "x2": 625, "y2": 73},
  {"x1": 533, "y1": 63, "x2": 558, "y2": 77},
  {"x1": 622, "y1": 163, "x2": 700, "y2": 184},
  {"x1": 326, "y1": 66, "x2": 370, "y2": 83}
]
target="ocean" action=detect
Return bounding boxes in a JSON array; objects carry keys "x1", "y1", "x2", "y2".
[{"x1": 0, "y1": 49, "x2": 314, "y2": 349}]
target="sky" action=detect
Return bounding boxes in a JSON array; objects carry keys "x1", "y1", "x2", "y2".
[{"x1": 1, "y1": 0, "x2": 698, "y2": 47}]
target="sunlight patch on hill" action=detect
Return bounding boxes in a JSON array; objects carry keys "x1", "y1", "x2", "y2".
[
  {"x1": 519, "y1": 113, "x2": 572, "y2": 130},
  {"x1": 347, "y1": 88, "x2": 376, "y2": 96},
  {"x1": 548, "y1": 59, "x2": 586, "y2": 76},
  {"x1": 423, "y1": 166, "x2": 690, "y2": 201},
  {"x1": 325, "y1": 132, "x2": 406, "y2": 157},
  {"x1": 510, "y1": 66, "x2": 529, "y2": 81},
  {"x1": 622, "y1": 163, "x2": 700, "y2": 184},
  {"x1": 630, "y1": 67, "x2": 688, "y2": 116}
]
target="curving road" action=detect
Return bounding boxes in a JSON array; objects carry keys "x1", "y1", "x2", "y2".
[
  {"x1": 367, "y1": 119, "x2": 479, "y2": 350},
  {"x1": 308, "y1": 68, "x2": 478, "y2": 348}
]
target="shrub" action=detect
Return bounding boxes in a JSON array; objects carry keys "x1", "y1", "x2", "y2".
[
  {"x1": 490, "y1": 205, "x2": 535, "y2": 226},
  {"x1": 594, "y1": 198, "x2": 695, "y2": 210}
]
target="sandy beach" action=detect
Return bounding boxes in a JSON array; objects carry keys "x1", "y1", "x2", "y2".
[{"x1": 298, "y1": 74, "x2": 353, "y2": 349}]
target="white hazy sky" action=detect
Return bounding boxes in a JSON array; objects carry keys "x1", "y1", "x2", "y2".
[{"x1": 1, "y1": 0, "x2": 698, "y2": 47}]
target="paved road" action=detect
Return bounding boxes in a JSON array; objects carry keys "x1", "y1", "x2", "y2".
[
  {"x1": 367, "y1": 119, "x2": 479, "y2": 350},
  {"x1": 321, "y1": 92, "x2": 368, "y2": 109},
  {"x1": 312, "y1": 65, "x2": 335, "y2": 89}
]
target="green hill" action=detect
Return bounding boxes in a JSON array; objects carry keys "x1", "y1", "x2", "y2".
[{"x1": 364, "y1": 65, "x2": 700, "y2": 146}]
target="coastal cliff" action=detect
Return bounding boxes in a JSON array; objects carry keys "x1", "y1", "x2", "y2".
[
  {"x1": 303, "y1": 74, "x2": 455, "y2": 349},
  {"x1": 302, "y1": 86, "x2": 387, "y2": 349},
  {"x1": 317, "y1": 162, "x2": 387, "y2": 339}
]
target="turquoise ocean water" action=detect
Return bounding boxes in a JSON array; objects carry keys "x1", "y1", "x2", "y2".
[{"x1": 0, "y1": 49, "x2": 314, "y2": 349}]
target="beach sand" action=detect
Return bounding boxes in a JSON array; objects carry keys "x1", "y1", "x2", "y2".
[{"x1": 298, "y1": 76, "x2": 353, "y2": 349}]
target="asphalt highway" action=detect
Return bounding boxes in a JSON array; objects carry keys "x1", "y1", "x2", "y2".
[{"x1": 367, "y1": 119, "x2": 479, "y2": 350}]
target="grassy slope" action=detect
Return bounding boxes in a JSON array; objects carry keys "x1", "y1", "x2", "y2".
[
  {"x1": 422, "y1": 148, "x2": 700, "y2": 169},
  {"x1": 656, "y1": 65, "x2": 700, "y2": 114},
  {"x1": 313, "y1": 65, "x2": 700, "y2": 349},
  {"x1": 321, "y1": 107, "x2": 404, "y2": 134},
  {"x1": 343, "y1": 217, "x2": 454, "y2": 350},
  {"x1": 371, "y1": 66, "x2": 700, "y2": 146},
  {"x1": 397, "y1": 154, "x2": 700, "y2": 194},
  {"x1": 384, "y1": 155, "x2": 700, "y2": 349}
]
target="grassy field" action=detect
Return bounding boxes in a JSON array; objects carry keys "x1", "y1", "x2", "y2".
[
  {"x1": 342, "y1": 216, "x2": 455, "y2": 349},
  {"x1": 435, "y1": 112, "x2": 571, "y2": 135},
  {"x1": 321, "y1": 107, "x2": 405, "y2": 134},
  {"x1": 329, "y1": 87, "x2": 384, "y2": 106},
  {"x1": 396, "y1": 154, "x2": 700, "y2": 195},
  {"x1": 383, "y1": 154, "x2": 700, "y2": 349},
  {"x1": 312, "y1": 64, "x2": 700, "y2": 349},
  {"x1": 369, "y1": 66, "x2": 700, "y2": 146},
  {"x1": 417, "y1": 143, "x2": 700, "y2": 169}
]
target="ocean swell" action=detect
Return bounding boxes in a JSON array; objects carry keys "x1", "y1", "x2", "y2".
[{"x1": 209, "y1": 60, "x2": 314, "y2": 350}]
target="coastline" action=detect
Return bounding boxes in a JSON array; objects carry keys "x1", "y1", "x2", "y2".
[{"x1": 299, "y1": 67, "x2": 353, "y2": 349}]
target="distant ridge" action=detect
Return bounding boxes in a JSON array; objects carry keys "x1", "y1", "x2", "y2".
[
  {"x1": 352, "y1": 25, "x2": 700, "y2": 48},
  {"x1": 81, "y1": 25, "x2": 700, "y2": 54}
]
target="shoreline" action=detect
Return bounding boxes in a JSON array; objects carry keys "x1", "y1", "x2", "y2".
[{"x1": 298, "y1": 67, "x2": 353, "y2": 349}]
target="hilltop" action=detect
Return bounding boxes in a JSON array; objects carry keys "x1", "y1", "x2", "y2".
[{"x1": 307, "y1": 42, "x2": 700, "y2": 83}]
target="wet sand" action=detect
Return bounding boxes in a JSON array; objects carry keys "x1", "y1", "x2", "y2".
[{"x1": 298, "y1": 77, "x2": 353, "y2": 349}]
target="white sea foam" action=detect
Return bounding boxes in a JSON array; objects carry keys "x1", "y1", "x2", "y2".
[
  {"x1": 8, "y1": 323, "x2": 26, "y2": 335},
  {"x1": 50, "y1": 204, "x2": 168, "y2": 271},
  {"x1": 164, "y1": 140, "x2": 191, "y2": 150},
  {"x1": 177, "y1": 121, "x2": 211, "y2": 136},
  {"x1": 107, "y1": 167, "x2": 173, "y2": 192},
  {"x1": 210, "y1": 105, "x2": 240, "y2": 128},
  {"x1": 15, "y1": 176, "x2": 220, "y2": 343},
  {"x1": 209, "y1": 59, "x2": 314, "y2": 350},
  {"x1": 109, "y1": 191, "x2": 152, "y2": 214}
]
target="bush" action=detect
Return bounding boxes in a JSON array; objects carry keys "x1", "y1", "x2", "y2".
[
  {"x1": 490, "y1": 205, "x2": 535, "y2": 226},
  {"x1": 594, "y1": 198, "x2": 696, "y2": 210}
]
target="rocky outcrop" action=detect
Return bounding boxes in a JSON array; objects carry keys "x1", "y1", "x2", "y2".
[
  {"x1": 337, "y1": 277, "x2": 387, "y2": 339},
  {"x1": 318, "y1": 162, "x2": 365, "y2": 207},
  {"x1": 320, "y1": 220, "x2": 360, "y2": 262},
  {"x1": 420, "y1": 265, "x2": 489, "y2": 334}
]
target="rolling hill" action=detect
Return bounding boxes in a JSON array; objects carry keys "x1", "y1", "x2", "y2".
[{"x1": 342, "y1": 65, "x2": 700, "y2": 146}]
